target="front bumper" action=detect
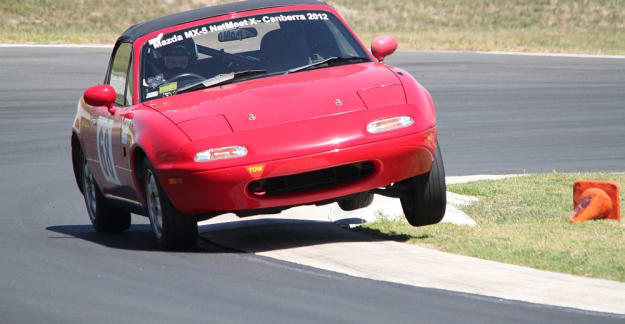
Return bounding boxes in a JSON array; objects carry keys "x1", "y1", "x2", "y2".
[{"x1": 157, "y1": 128, "x2": 437, "y2": 215}]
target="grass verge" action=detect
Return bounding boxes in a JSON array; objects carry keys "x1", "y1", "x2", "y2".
[
  {"x1": 355, "y1": 173, "x2": 625, "y2": 282},
  {"x1": 1, "y1": 0, "x2": 625, "y2": 55}
]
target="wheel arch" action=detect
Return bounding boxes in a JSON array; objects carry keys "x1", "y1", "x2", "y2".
[
  {"x1": 389, "y1": 67, "x2": 437, "y2": 127},
  {"x1": 131, "y1": 145, "x2": 149, "y2": 203},
  {"x1": 71, "y1": 131, "x2": 84, "y2": 194}
]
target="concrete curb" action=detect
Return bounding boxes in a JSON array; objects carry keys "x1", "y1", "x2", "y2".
[
  {"x1": 327, "y1": 191, "x2": 478, "y2": 227},
  {"x1": 199, "y1": 174, "x2": 625, "y2": 315}
]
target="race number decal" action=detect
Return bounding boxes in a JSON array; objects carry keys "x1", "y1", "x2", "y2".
[{"x1": 96, "y1": 117, "x2": 120, "y2": 185}]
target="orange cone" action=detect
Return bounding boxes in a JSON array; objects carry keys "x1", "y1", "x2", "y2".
[{"x1": 570, "y1": 180, "x2": 620, "y2": 223}]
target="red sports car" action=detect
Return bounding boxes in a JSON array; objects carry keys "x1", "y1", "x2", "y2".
[{"x1": 71, "y1": 0, "x2": 446, "y2": 250}]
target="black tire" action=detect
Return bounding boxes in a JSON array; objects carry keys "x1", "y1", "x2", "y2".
[
  {"x1": 142, "y1": 159, "x2": 197, "y2": 250},
  {"x1": 80, "y1": 152, "x2": 131, "y2": 233},
  {"x1": 399, "y1": 143, "x2": 446, "y2": 226},
  {"x1": 338, "y1": 192, "x2": 374, "y2": 211}
]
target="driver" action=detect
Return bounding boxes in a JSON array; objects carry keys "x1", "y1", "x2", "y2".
[{"x1": 161, "y1": 44, "x2": 196, "y2": 80}]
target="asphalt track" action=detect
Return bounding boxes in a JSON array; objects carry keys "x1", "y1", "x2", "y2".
[{"x1": 1, "y1": 47, "x2": 624, "y2": 323}]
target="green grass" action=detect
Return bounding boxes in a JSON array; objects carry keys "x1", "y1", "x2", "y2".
[
  {"x1": 355, "y1": 173, "x2": 625, "y2": 282},
  {"x1": 2, "y1": 0, "x2": 625, "y2": 55},
  {"x1": 333, "y1": 0, "x2": 625, "y2": 55}
]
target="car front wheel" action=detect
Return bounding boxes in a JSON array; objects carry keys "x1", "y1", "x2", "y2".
[
  {"x1": 399, "y1": 143, "x2": 446, "y2": 226},
  {"x1": 143, "y1": 159, "x2": 197, "y2": 250},
  {"x1": 81, "y1": 153, "x2": 131, "y2": 233}
]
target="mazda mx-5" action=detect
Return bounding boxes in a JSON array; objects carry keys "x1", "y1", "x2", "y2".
[{"x1": 71, "y1": 0, "x2": 446, "y2": 250}]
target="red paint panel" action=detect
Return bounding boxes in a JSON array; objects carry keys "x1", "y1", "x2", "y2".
[
  {"x1": 155, "y1": 103, "x2": 435, "y2": 173},
  {"x1": 177, "y1": 115, "x2": 233, "y2": 141},
  {"x1": 159, "y1": 128, "x2": 436, "y2": 214},
  {"x1": 144, "y1": 63, "x2": 400, "y2": 129},
  {"x1": 357, "y1": 84, "x2": 405, "y2": 109}
]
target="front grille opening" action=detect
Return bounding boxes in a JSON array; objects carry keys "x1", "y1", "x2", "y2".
[{"x1": 249, "y1": 161, "x2": 375, "y2": 196}]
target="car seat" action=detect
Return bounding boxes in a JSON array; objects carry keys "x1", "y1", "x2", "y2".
[{"x1": 260, "y1": 27, "x2": 311, "y2": 73}]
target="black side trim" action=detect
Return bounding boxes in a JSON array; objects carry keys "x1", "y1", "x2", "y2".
[{"x1": 104, "y1": 194, "x2": 147, "y2": 216}]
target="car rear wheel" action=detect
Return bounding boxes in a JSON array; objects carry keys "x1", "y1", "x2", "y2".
[
  {"x1": 81, "y1": 153, "x2": 131, "y2": 233},
  {"x1": 338, "y1": 192, "x2": 374, "y2": 211},
  {"x1": 399, "y1": 143, "x2": 446, "y2": 226},
  {"x1": 143, "y1": 159, "x2": 197, "y2": 250}
]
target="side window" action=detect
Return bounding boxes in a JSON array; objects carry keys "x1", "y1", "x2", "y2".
[
  {"x1": 126, "y1": 60, "x2": 134, "y2": 105},
  {"x1": 108, "y1": 43, "x2": 132, "y2": 106}
]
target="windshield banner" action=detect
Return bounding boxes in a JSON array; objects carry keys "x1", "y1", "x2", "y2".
[{"x1": 148, "y1": 12, "x2": 330, "y2": 49}]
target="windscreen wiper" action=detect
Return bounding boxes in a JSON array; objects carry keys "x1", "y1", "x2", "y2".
[
  {"x1": 176, "y1": 69, "x2": 267, "y2": 95},
  {"x1": 287, "y1": 56, "x2": 370, "y2": 74}
]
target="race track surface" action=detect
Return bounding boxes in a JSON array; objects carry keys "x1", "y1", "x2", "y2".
[
  {"x1": 388, "y1": 51, "x2": 625, "y2": 175},
  {"x1": 1, "y1": 47, "x2": 623, "y2": 323}
]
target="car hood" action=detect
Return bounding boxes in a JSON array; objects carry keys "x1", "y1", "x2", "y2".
[{"x1": 144, "y1": 63, "x2": 404, "y2": 139}]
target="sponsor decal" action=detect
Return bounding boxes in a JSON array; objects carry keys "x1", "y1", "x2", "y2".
[
  {"x1": 207, "y1": 19, "x2": 252, "y2": 33},
  {"x1": 96, "y1": 117, "x2": 120, "y2": 185},
  {"x1": 159, "y1": 82, "x2": 177, "y2": 94},
  {"x1": 247, "y1": 164, "x2": 265, "y2": 179},
  {"x1": 151, "y1": 12, "x2": 332, "y2": 48},
  {"x1": 261, "y1": 14, "x2": 306, "y2": 23},
  {"x1": 184, "y1": 26, "x2": 210, "y2": 38},
  {"x1": 148, "y1": 32, "x2": 184, "y2": 49}
]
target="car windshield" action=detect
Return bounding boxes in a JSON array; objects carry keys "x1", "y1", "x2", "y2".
[{"x1": 140, "y1": 10, "x2": 370, "y2": 101}]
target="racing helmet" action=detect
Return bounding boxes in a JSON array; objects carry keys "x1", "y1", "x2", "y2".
[
  {"x1": 144, "y1": 36, "x2": 199, "y2": 82},
  {"x1": 161, "y1": 39, "x2": 198, "y2": 71}
]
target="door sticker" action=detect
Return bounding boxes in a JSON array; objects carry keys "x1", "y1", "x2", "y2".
[
  {"x1": 97, "y1": 116, "x2": 120, "y2": 185},
  {"x1": 121, "y1": 117, "x2": 133, "y2": 145}
]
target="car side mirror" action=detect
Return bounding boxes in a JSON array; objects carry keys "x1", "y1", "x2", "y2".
[
  {"x1": 84, "y1": 84, "x2": 116, "y2": 109},
  {"x1": 371, "y1": 35, "x2": 398, "y2": 63}
]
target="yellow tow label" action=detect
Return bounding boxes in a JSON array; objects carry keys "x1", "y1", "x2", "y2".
[{"x1": 247, "y1": 164, "x2": 265, "y2": 179}]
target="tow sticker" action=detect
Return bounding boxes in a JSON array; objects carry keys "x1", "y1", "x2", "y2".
[
  {"x1": 247, "y1": 164, "x2": 265, "y2": 179},
  {"x1": 97, "y1": 117, "x2": 120, "y2": 185}
]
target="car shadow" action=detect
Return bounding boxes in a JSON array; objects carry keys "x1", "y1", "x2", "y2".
[
  {"x1": 46, "y1": 224, "x2": 209, "y2": 253},
  {"x1": 198, "y1": 217, "x2": 410, "y2": 253},
  {"x1": 47, "y1": 217, "x2": 410, "y2": 253},
  {"x1": 351, "y1": 226, "x2": 425, "y2": 242}
]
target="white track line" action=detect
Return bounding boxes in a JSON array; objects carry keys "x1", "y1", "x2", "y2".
[
  {"x1": 0, "y1": 44, "x2": 112, "y2": 48},
  {"x1": 476, "y1": 50, "x2": 625, "y2": 59},
  {"x1": 2, "y1": 43, "x2": 624, "y2": 59},
  {"x1": 402, "y1": 49, "x2": 625, "y2": 59}
]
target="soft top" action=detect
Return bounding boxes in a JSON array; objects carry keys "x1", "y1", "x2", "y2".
[{"x1": 119, "y1": 0, "x2": 327, "y2": 42}]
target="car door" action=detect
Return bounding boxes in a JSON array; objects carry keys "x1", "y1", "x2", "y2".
[{"x1": 85, "y1": 42, "x2": 137, "y2": 199}]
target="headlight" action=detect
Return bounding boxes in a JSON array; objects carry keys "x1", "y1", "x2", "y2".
[
  {"x1": 195, "y1": 145, "x2": 248, "y2": 162},
  {"x1": 366, "y1": 116, "x2": 414, "y2": 134}
]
